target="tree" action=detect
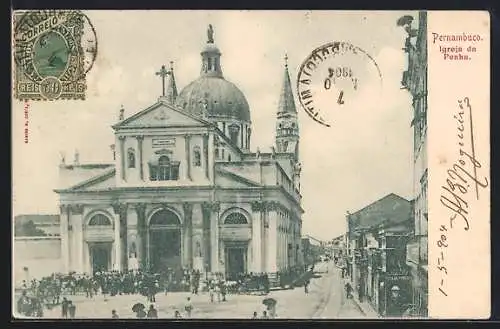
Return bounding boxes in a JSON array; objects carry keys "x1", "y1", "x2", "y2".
[{"x1": 14, "y1": 220, "x2": 47, "y2": 237}]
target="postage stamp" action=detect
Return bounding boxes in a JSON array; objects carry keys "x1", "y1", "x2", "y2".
[
  {"x1": 13, "y1": 10, "x2": 97, "y2": 101},
  {"x1": 11, "y1": 10, "x2": 490, "y2": 320}
]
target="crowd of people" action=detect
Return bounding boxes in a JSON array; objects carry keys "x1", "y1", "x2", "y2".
[{"x1": 16, "y1": 265, "x2": 309, "y2": 319}]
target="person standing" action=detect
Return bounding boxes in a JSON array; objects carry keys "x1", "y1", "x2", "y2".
[
  {"x1": 111, "y1": 309, "x2": 119, "y2": 319},
  {"x1": 61, "y1": 297, "x2": 69, "y2": 318},
  {"x1": 261, "y1": 310, "x2": 269, "y2": 319},
  {"x1": 252, "y1": 311, "x2": 258, "y2": 319},
  {"x1": 208, "y1": 280, "x2": 215, "y2": 303},
  {"x1": 68, "y1": 301, "x2": 76, "y2": 319},
  {"x1": 174, "y1": 310, "x2": 182, "y2": 319},
  {"x1": 304, "y1": 279, "x2": 310, "y2": 294},
  {"x1": 184, "y1": 296, "x2": 193, "y2": 318}
]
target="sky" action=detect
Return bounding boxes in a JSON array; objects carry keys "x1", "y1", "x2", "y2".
[{"x1": 12, "y1": 10, "x2": 417, "y2": 241}]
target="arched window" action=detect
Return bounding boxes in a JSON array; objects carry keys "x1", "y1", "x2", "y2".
[
  {"x1": 150, "y1": 209, "x2": 181, "y2": 226},
  {"x1": 149, "y1": 155, "x2": 180, "y2": 181},
  {"x1": 224, "y1": 212, "x2": 248, "y2": 225},
  {"x1": 228, "y1": 154, "x2": 232, "y2": 162},
  {"x1": 193, "y1": 146, "x2": 201, "y2": 167},
  {"x1": 88, "y1": 214, "x2": 112, "y2": 226},
  {"x1": 127, "y1": 148, "x2": 136, "y2": 168}
]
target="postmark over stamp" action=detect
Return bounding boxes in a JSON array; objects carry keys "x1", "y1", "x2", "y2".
[
  {"x1": 13, "y1": 10, "x2": 98, "y2": 101},
  {"x1": 296, "y1": 41, "x2": 382, "y2": 127}
]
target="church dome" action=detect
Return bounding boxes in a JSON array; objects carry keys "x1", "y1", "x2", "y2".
[
  {"x1": 176, "y1": 25, "x2": 251, "y2": 123},
  {"x1": 176, "y1": 77, "x2": 251, "y2": 122}
]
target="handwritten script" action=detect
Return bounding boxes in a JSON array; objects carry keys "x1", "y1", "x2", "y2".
[{"x1": 437, "y1": 97, "x2": 489, "y2": 297}]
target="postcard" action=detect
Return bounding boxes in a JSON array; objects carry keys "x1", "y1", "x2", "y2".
[{"x1": 12, "y1": 10, "x2": 490, "y2": 319}]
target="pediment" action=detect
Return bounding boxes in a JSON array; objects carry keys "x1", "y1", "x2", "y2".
[{"x1": 113, "y1": 101, "x2": 210, "y2": 129}]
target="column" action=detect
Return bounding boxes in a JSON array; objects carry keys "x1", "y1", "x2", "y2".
[
  {"x1": 59, "y1": 205, "x2": 70, "y2": 273},
  {"x1": 183, "y1": 203, "x2": 193, "y2": 268},
  {"x1": 185, "y1": 134, "x2": 191, "y2": 180},
  {"x1": 135, "y1": 203, "x2": 147, "y2": 271},
  {"x1": 136, "y1": 135, "x2": 144, "y2": 181},
  {"x1": 112, "y1": 202, "x2": 128, "y2": 272},
  {"x1": 70, "y1": 204, "x2": 84, "y2": 273},
  {"x1": 119, "y1": 136, "x2": 126, "y2": 181},
  {"x1": 251, "y1": 201, "x2": 263, "y2": 272},
  {"x1": 192, "y1": 203, "x2": 204, "y2": 272},
  {"x1": 208, "y1": 202, "x2": 220, "y2": 272},
  {"x1": 202, "y1": 133, "x2": 209, "y2": 179},
  {"x1": 266, "y1": 202, "x2": 278, "y2": 273}
]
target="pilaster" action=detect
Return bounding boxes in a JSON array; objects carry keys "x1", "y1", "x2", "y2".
[
  {"x1": 192, "y1": 203, "x2": 204, "y2": 271},
  {"x1": 135, "y1": 203, "x2": 147, "y2": 271},
  {"x1": 136, "y1": 135, "x2": 144, "y2": 181},
  {"x1": 266, "y1": 201, "x2": 279, "y2": 273},
  {"x1": 183, "y1": 203, "x2": 193, "y2": 268},
  {"x1": 202, "y1": 133, "x2": 209, "y2": 179},
  {"x1": 251, "y1": 201, "x2": 265, "y2": 273},
  {"x1": 59, "y1": 205, "x2": 70, "y2": 273},
  {"x1": 119, "y1": 136, "x2": 126, "y2": 181},
  {"x1": 112, "y1": 202, "x2": 128, "y2": 272},
  {"x1": 185, "y1": 134, "x2": 192, "y2": 180},
  {"x1": 205, "y1": 202, "x2": 220, "y2": 272},
  {"x1": 70, "y1": 204, "x2": 84, "y2": 273}
]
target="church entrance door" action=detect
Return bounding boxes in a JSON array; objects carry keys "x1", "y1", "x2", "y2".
[
  {"x1": 90, "y1": 243, "x2": 111, "y2": 274},
  {"x1": 148, "y1": 209, "x2": 182, "y2": 273},
  {"x1": 225, "y1": 245, "x2": 247, "y2": 280}
]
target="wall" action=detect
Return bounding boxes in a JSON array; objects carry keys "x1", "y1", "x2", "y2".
[{"x1": 13, "y1": 237, "x2": 62, "y2": 285}]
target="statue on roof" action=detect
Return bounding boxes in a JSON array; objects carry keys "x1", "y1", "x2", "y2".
[{"x1": 207, "y1": 24, "x2": 214, "y2": 43}]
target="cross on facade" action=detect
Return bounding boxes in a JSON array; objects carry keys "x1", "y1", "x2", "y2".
[{"x1": 155, "y1": 65, "x2": 171, "y2": 96}]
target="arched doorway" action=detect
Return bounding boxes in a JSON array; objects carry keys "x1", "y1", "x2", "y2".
[
  {"x1": 222, "y1": 212, "x2": 250, "y2": 280},
  {"x1": 148, "y1": 208, "x2": 182, "y2": 273},
  {"x1": 86, "y1": 214, "x2": 113, "y2": 274}
]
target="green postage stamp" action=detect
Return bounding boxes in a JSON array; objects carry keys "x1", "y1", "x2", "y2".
[{"x1": 13, "y1": 10, "x2": 97, "y2": 100}]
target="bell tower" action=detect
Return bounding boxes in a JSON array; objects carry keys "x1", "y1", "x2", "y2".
[
  {"x1": 275, "y1": 54, "x2": 299, "y2": 162},
  {"x1": 275, "y1": 54, "x2": 301, "y2": 191}
]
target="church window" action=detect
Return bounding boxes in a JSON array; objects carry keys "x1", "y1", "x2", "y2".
[
  {"x1": 228, "y1": 154, "x2": 232, "y2": 162},
  {"x1": 149, "y1": 155, "x2": 180, "y2": 181},
  {"x1": 221, "y1": 149, "x2": 225, "y2": 160},
  {"x1": 283, "y1": 141, "x2": 288, "y2": 150},
  {"x1": 224, "y1": 212, "x2": 248, "y2": 225},
  {"x1": 193, "y1": 146, "x2": 201, "y2": 167},
  {"x1": 127, "y1": 148, "x2": 136, "y2": 168},
  {"x1": 88, "y1": 214, "x2": 112, "y2": 226},
  {"x1": 229, "y1": 124, "x2": 239, "y2": 145},
  {"x1": 207, "y1": 58, "x2": 212, "y2": 70},
  {"x1": 215, "y1": 148, "x2": 220, "y2": 159}
]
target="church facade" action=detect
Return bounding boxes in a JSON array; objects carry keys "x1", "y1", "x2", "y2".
[{"x1": 55, "y1": 27, "x2": 304, "y2": 278}]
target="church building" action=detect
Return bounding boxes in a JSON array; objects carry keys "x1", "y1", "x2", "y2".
[{"x1": 55, "y1": 26, "x2": 304, "y2": 279}]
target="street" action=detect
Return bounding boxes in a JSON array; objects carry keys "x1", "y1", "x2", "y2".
[{"x1": 36, "y1": 262, "x2": 366, "y2": 319}]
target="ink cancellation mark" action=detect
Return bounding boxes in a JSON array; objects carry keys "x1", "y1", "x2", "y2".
[
  {"x1": 297, "y1": 41, "x2": 382, "y2": 127},
  {"x1": 13, "y1": 10, "x2": 98, "y2": 101}
]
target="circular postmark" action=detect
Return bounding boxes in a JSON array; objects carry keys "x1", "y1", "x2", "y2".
[
  {"x1": 296, "y1": 41, "x2": 383, "y2": 127},
  {"x1": 13, "y1": 10, "x2": 98, "y2": 99}
]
